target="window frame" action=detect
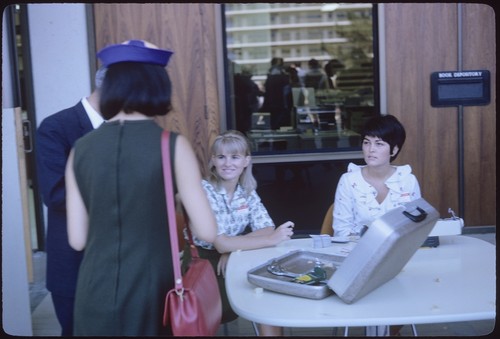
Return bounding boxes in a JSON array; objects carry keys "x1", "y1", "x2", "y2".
[{"x1": 219, "y1": 3, "x2": 380, "y2": 163}]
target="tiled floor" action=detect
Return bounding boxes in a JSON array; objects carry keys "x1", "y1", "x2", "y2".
[{"x1": 31, "y1": 233, "x2": 496, "y2": 336}]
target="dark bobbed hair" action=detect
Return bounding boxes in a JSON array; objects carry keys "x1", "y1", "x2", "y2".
[
  {"x1": 361, "y1": 114, "x2": 406, "y2": 162},
  {"x1": 99, "y1": 62, "x2": 172, "y2": 120}
]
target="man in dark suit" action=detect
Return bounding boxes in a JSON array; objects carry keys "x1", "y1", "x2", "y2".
[
  {"x1": 260, "y1": 57, "x2": 292, "y2": 130},
  {"x1": 35, "y1": 67, "x2": 106, "y2": 336}
]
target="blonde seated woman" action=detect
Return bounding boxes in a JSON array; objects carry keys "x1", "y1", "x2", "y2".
[{"x1": 182, "y1": 130, "x2": 295, "y2": 336}]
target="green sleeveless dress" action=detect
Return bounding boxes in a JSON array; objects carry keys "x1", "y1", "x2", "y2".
[{"x1": 72, "y1": 120, "x2": 176, "y2": 335}]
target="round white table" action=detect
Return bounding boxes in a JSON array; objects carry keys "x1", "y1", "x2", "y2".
[{"x1": 225, "y1": 235, "x2": 495, "y2": 328}]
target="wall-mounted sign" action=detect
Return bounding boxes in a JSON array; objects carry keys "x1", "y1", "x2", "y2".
[{"x1": 430, "y1": 70, "x2": 490, "y2": 107}]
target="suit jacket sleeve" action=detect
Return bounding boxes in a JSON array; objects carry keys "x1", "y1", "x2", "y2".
[{"x1": 36, "y1": 102, "x2": 93, "y2": 211}]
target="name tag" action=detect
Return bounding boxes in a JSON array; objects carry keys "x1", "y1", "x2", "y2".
[
  {"x1": 234, "y1": 198, "x2": 249, "y2": 214},
  {"x1": 399, "y1": 192, "x2": 412, "y2": 203}
]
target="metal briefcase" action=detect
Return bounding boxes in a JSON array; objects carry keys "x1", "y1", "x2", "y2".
[{"x1": 327, "y1": 198, "x2": 439, "y2": 304}]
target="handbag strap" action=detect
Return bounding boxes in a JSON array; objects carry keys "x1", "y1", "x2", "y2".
[
  {"x1": 185, "y1": 218, "x2": 201, "y2": 259},
  {"x1": 161, "y1": 130, "x2": 183, "y2": 291}
]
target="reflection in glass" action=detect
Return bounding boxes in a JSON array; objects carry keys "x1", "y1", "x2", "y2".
[{"x1": 223, "y1": 3, "x2": 377, "y2": 155}]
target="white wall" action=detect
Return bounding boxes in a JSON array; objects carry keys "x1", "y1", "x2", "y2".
[
  {"x1": 2, "y1": 4, "x2": 91, "y2": 335},
  {"x1": 2, "y1": 7, "x2": 32, "y2": 335},
  {"x1": 28, "y1": 3, "x2": 92, "y2": 126},
  {"x1": 2, "y1": 108, "x2": 33, "y2": 336}
]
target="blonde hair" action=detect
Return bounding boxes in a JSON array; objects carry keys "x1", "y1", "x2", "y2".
[{"x1": 207, "y1": 130, "x2": 257, "y2": 195}]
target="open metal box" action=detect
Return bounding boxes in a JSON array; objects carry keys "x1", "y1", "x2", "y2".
[
  {"x1": 247, "y1": 250, "x2": 345, "y2": 299},
  {"x1": 328, "y1": 198, "x2": 439, "y2": 304},
  {"x1": 247, "y1": 198, "x2": 439, "y2": 304}
]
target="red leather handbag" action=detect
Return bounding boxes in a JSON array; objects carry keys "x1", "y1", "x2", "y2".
[{"x1": 161, "y1": 131, "x2": 222, "y2": 336}]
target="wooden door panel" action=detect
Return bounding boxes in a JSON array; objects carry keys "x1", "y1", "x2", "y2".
[
  {"x1": 385, "y1": 3, "x2": 459, "y2": 219},
  {"x1": 93, "y1": 3, "x2": 220, "y2": 175},
  {"x1": 462, "y1": 4, "x2": 496, "y2": 225},
  {"x1": 385, "y1": 3, "x2": 495, "y2": 225}
]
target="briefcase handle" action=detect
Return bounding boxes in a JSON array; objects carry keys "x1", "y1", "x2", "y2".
[{"x1": 403, "y1": 207, "x2": 428, "y2": 222}]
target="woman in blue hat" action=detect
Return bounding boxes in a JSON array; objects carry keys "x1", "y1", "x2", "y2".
[{"x1": 65, "y1": 40, "x2": 217, "y2": 335}]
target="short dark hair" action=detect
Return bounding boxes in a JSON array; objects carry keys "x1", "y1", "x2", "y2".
[
  {"x1": 308, "y1": 58, "x2": 320, "y2": 68},
  {"x1": 99, "y1": 62, "x2": 172, "y2": 120},
  {"x1": 361, "y1": 114, "x2": 406, "y2": 161},
  {"x1": 270, "y1": 57, "x2": 284, "y2": 67}
]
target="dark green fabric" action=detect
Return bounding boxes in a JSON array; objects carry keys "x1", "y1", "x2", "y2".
[
  {"x1": 73, "y1": 120, "x2": 177, "y2": 335},
  {"x1": 181, "y1": 244, "x2": 239, "y2": 324}
]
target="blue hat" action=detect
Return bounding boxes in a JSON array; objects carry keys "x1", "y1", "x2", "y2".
[{"x1": 97, "y1": 40, "x2": 173, "y2": 67}]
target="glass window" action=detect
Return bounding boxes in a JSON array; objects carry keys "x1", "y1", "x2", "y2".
[{"x1": 223, "y1": 3, "x2": 377, "y2": 156}]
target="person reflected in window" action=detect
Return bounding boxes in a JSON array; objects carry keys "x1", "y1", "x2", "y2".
[
  {"x1": 65, "y1": 40, "x2": 217, "y2": 336},
  {"x1": 286, "y1": 63, "x2": 304, "y2": 88},
  {"x1": 330, "y1": 114, "x2": 420, "y2": 336},
  {"x1": 324, "y1": 58, "x2": 345, "y2": 89},
  {"x1": 302, "y1": 59, "x2": 331, "y2": 132},
  {"x1": 260, "y1": 57, "x2": 292, "y2": 129},
  {"x1": 233, "y1": 67, "x2": 263, "y2": 133},
  {"x1": 183, "y1": 130, "x2": 294, "y2": 336},
  {"x1": 304, "y1": 58, "x2": 330, "y2": 90},
  {"x1": 286, "y1": 65, "x2": 299, "y2": 88}
]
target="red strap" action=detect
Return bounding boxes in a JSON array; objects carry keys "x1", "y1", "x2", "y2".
[{"x1": 161, "y1": 131, "x2": 183, "y2": 290}]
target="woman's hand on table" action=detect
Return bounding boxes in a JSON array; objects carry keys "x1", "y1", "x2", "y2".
[
  {"x1": 273, "y1": 221, "x2": 295, "y2": 243},
  {"x1": 217, "y1": 252, "x2": 230, "y2": 277}
]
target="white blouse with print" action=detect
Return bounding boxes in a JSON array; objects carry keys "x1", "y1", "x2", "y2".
[
  {"x1": 332, "y1": 163, "x2": 421, "y2": 237},
  {"x1": 192, "y1": 180, "x2": 275, "y2": 250}
]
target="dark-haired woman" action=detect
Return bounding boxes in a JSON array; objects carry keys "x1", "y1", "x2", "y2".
[
  {"x1": 330, "y1": 114, "x2": 420, "y2": 336},
  {"x1": 65, "y1": 40, "x2": 217, "y2": 336},
  {"x1": 331, "y1": 114, "x2": 421, "y2": 237}
]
